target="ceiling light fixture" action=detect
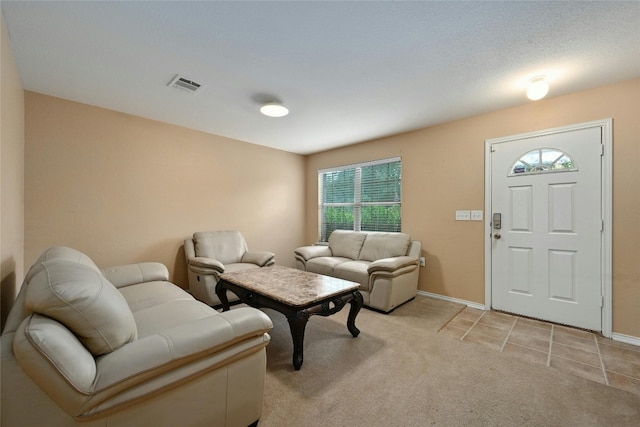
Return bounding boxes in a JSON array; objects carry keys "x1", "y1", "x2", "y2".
[
  {"x1": 526, "y1": 76, "x2": 549, "y2": 101},
  {"x1": 260, "y1": 102, "x2": 289, "y2": 117}
]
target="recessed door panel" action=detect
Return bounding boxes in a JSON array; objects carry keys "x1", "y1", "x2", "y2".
[
  {"x1": 548, "y1": 249, "x2": 577, "y2": 302},
  {"x1": 508, "y1": 247, "x2": 532, "y2": 295},
  {"x1": 510, "y1": 186, "x2": 532, "y2": 232},
  {"x1": 549, "y1": 183, "x2": 576, "y2": 234}
]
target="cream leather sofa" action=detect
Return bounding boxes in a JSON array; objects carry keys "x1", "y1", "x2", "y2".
[
  {"x1": 185, "y1": 230, "x2": 275, "y2": 307},
  {"x1": 295, "y1": 230, "x2": 422, "y2": 313},
  {"x1": 1, "y1": 246, "x2": 273, "y2": 427}
]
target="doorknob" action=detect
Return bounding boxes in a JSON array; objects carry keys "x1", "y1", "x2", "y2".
[{"x1": 494, "y1": 233, "x2": 501, "y2": 240}]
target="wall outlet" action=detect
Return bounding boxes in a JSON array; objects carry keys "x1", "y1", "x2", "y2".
[
  {"x1": 419, "y1": 257, "x2": 426, "y2": 267},
  {"x1": 455, "y1": 210, "x2": 471, "y2": 221},
  {"x1": 471, "y1": 210, "x2": 483, "y2": 221}
]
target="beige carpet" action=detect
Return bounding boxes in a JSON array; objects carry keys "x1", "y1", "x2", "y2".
[{"x1": 256, "y1": 296, "x2": 640, "y2": 426}]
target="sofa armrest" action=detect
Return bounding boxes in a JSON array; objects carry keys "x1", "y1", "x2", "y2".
[
  {"x1": 101, "y1": 262, "x2": 169, "y2": 288},
  {"x1": 294, "y1": 245, "x2": 332, "y2": 261},
  {"x1": 368, "y1": 256, "x2": 418, "y2": 274},
  {"x1": 241, "y1": 251, "x2": 275, "y2": 267},
  {"x1": 14, "y1": 314, "x2": 97, "y2": 393},
  {"x1": 187, "y1": 257, "x2": 225, "y2": 275},
  {"x1": 95, "y1": 307, "x2": 273, "y2": 391},
  {"x1": 95, "y1": 307, "x2": 273, "y2": 390}
]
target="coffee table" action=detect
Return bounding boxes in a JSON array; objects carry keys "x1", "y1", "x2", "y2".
[{"x1": 216, "y1": 265, "x2": 363, "y2": 370}]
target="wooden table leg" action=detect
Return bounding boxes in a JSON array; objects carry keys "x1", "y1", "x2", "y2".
[
  {"x1": 287, "y1": 310, "x2": 310, "y2": 370},
  {"x1": 215, "y1": 281, "x2": 231, "y2": 311},
  {"x1": 347, "y1": 291, "x2": 363, "y2": 337}
]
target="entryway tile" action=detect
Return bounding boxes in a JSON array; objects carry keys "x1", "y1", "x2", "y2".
[
  {"x1": 440, "y1": 308, "x2": 640, "y2": 396},
  {"x1": 606, "y1": 371, "x2": 640, "y2": 395},
  {"x1": 507, "y1": 332, "x2": 550, "y2": 354},
  {"x1": 502, "y1": 343, "x2": 548, "y2": 366},
  {"x1": 549, "y1": 356, "x2": 607, "y2": 385},
  {"x1": 552, "y1": 342, "x2": 602, "y2": 368},
  {"x1": 477, "y1": 313, "x2": 515, "y2": 331},
  {"x1": 511, "y1": 322, "x2": 552, "y2": 342},
  {"x1": 463, "y1": 330, "x2": 504, "y2": 352},
  {"x1": 469, "y1": 322, "x2": 510, "y2": 341},
  {"x1": 552, "y1": 329, "x2": 599, "y2": 353}
]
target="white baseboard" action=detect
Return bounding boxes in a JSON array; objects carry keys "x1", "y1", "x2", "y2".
[
  {"x1": 611, "y1": 333, "x2": 640, "y2": 347},
  {"x1": 417, "y1": 290, "x2": 486, "y2": 311}
]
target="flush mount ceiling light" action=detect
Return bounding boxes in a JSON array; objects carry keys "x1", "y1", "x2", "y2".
[
  {"x1": 260, "y1": 102, "x2": 289, "y2": 117},
  {"x1": 526, "y1": 76, "x2": 549, "y2": 101}
]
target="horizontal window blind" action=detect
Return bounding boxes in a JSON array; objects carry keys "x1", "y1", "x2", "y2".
[{"x1": 318, "y1": 157, "x2": 401, "y2": 242}]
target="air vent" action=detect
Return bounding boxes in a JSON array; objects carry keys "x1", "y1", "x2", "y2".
[{"x1": 168, "y1": 75, "x2": 202, "y2": 93}]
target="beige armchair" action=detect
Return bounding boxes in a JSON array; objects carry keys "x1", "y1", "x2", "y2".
[{"x1": 185, "y1": 230, "x2": 275, "y2": 306}]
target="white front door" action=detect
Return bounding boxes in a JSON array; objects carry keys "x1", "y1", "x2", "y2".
[{"x1": 489, "y1": 125, "x2": 604, "y2": 331}]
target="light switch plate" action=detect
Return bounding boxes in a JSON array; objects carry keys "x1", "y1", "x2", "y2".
[
  {"x1": 455, "y1": 210, "x2": 471, "y2": 221},
  {"x1": 471, "y1": 210, "x2": 483, "y2": 221}
]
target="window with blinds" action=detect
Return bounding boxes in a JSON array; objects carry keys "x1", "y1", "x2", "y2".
[{"x1": 318, "y1": 157, "x2": 401, "y2": 242}]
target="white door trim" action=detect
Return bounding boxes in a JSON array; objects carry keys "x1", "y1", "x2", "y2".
[{"x1": 484, "y1": 119, "x2": 612, "y2": 337}]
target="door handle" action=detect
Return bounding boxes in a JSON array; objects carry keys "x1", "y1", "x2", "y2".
[{"x1": 494, "y1": 233, "x2": 501, "y2": 240}]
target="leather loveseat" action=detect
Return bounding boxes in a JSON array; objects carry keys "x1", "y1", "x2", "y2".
[
  {"x1": 1, "y1": 246, "x2": 273, "y2": 427},
  {"x1": 295, "y1": 230, "x2": 422, "y2": 313}
]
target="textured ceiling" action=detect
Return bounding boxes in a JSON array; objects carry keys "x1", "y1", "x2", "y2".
[{"x1": 2, "y1": 1, "x2": 639, "y2": 154}]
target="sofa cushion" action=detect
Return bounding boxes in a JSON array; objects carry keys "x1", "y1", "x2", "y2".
[
  {"x1": 358, "y1": 232, "x2": 411, "y2": 262},
  {"x1": 193, "y1": 231, "x2": 247, "y2": 265},
  {"x1": 25, "y1": 246, "x2": 101, "y2": 285},
  {"x1": 333, "y1": 261, "x2": 371, "y2": 290},
  {"x1": 118, "y1": 281, "x2": 194, "y2": 313},
  {"x1": 132, "y1": 299, "x2": 216, "y2": 338},
  {"x1": 328, "y1": 230, "x2": 367, "y2": 259},
  {"x1": 26, "y1": 260, "x2": 137, "y2": 356},
  {"x1": 305, "y1": 257, "x2": 352, "y2": 277}
]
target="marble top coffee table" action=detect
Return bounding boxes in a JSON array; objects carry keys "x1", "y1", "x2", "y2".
[{"x1": 216, "y1": 265, "x2": 363, "y2": 370}]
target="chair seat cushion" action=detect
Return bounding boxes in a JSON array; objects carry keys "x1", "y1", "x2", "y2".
[
  {"x1": 333, "y1": 261, "x2": 371, "y2": 290},
  {"x1": 25, "y1": 260, "x2": 137, "y2": 356},
  {"x1": 224, "y1": 263, "x2": 261, "y2": 273}
]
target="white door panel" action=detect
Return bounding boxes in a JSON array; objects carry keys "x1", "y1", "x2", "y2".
[{"x1": 490, "y1": 127, "x2": 603, "y2": 331}]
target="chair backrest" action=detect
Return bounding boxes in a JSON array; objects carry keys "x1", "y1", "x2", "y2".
[{"x1": 192, "y1": 231, "x2": 248, "y2": 265}]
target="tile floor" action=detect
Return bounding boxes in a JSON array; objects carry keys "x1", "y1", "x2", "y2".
[{"x1": 440, "y1": 307, "x2": 640, "y2": 396}]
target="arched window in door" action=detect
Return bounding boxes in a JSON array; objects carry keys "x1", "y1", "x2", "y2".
[{"x1": 509, "y1": 148, "x2": 577, "y2": 176}]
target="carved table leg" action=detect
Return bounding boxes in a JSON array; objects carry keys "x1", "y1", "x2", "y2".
[
  {"x1": 287, "y1": 310, "x2": 310, "y2": 370},
  {"x1": 215, "y1": 282, "x2": 231, "y2": 312},
  {"x1": 347, "y1": 291, "x2": 363, "y2": 337}
]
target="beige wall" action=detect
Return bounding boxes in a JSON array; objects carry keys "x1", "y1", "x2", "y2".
[
  {"x1": 1, "y1": 15, "x2": 25, "y2": 330},
  {"x1": 24, "y1": 92, "x2": 306, "y2": 287},
  {"x1": 305, "y1": 79, "x2": 640, "y2": 337},
  {"x1": 16, "y1": 72, "x2": 640, "y2": 337}
]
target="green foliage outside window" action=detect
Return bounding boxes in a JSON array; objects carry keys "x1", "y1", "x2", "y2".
[{"x1": 319, "y1": 159, "x2": 401, "y2": 241}]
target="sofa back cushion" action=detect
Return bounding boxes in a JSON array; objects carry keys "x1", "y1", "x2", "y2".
[
  {"x1": 24, "y1": 246, "x2": 101, "y2": 285},
  {"x1": 193, "y1": 231, "x2": 248, "y2": 265},
  {"x1": 26, "y1": 260, "x2": 137, "y2": 356},
  {"x1": 328, "y1": 230, "x2": 367, "y2": 260},
  {"x1": 359, "y1": 232, "x2": 411, "y2": 261},
  {"x1": 2, "y1": 246, "x2": 103, "y2": 337}
]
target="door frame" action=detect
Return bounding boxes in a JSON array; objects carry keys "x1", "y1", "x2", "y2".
[{"x1": 484, "y1": 119, "x2": 612, "y2": 337}]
